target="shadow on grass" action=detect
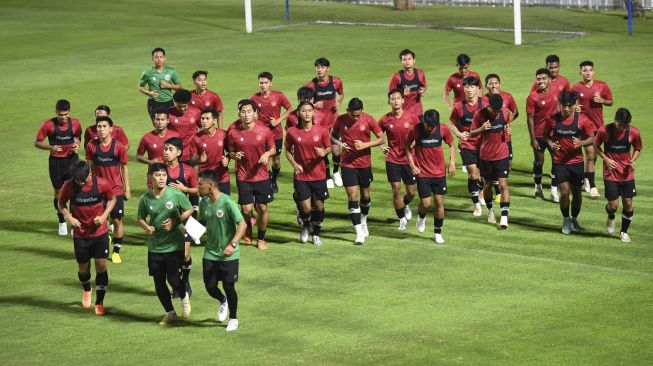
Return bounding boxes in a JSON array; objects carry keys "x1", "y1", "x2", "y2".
[
  {"x1": 0, "y1": 218, "x2": 60, "y2": 235},
  {"x1": 8, "y1": 246, "x2": 72, "y2": 261}
]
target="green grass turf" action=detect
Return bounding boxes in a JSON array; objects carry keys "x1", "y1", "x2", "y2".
[{"x1": 1, "y1": 0, "x2": 652, "y2": 364}]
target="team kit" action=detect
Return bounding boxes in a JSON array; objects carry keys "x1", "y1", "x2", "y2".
[{"x1": 35, "y1": 48, "x2": 642, "y2": 329}]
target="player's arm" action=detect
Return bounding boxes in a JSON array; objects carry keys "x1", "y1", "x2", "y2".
[
  {"x1": 470, "y1": 114, "x2": 490, "y2": 137},
  {"x1": 404, "y1": 139, "x2": 419, "y2": 175},
  {"x1": 34, "y1": 126, "x2": 62, "y2": 152},
  {"x1": 160, "y1": 71, "x2": 182, "y2": 91},
  {"x1": 526, "y1": 113, "x2": 538, "y2": 148},
  {"x1": 121, "y1": 163, "x2": 131, "y2": 200},
  {"x1": 96, "y1": 194, "x2": 117, "y2": 226},
  {"x1": 136, "y1": 153, "x2": 155, "y2": 165},
  {"x1": 447, "y1": 139, "x2": 456, "y2": 178},
  {"x1": 138, "y1": 84, "x2": 157, "y2": 99},
  {"x1": 57, "y1": 185, "x2": 81, "y2": 228},
  {"x1": 284, "y1": 148, "x2": 302, "y2": 173},
  {"x1": 443, "y1": 82, "x2": 453, "y2": 111}
]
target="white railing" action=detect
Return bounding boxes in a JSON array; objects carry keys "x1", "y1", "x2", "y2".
[{"x1": 331, "y1": 0, "x2": 652, "y2": 10}]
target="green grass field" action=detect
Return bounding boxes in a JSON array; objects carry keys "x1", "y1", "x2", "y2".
[{"x1": 1, "y1": 1, "x2": 652, "y2": 364}]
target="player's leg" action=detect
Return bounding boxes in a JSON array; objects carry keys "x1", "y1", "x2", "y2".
[
  {"x1": 559, "y1": 179, "x2": 572, "y2": 234},
  {"x1": 169, "y1": 251, "x2": 190, "y2": 318},
  {"x1": 254, "y1": 202, "x2": 269, "y2": 249},
  {"x1": 345, "y1": 178, "x2": 364, "y2": 244},
  {"x1": 387, "y1": 162, "x2": 407, "y2": 228},
  {"x1": 467, "y1": 163, "x2": 482, "y2": 216},
  {"x1": 298, "y1": 195, "x2": 312, "y2": 244},
  {"x1": 149, "y1": 253, "x2": 176, "y2": 324},
  {"x1": 203, "y1": 258, "x2": 228, "y2": 323},
  {"x1": 584, "y1": 144, "x2": 599, "y2": 197},
  {"x1": 433, "y1": 193, "x2": 445, "y2": 244},
  {"x1": 109, "y1": 196, "x2": 125, "y2": 263},
  {"x1": 310, "y1": 196, "x2": 326, "y2": 246},
  {"x1": 532, "y1": 144, "x2": 545, "y2": 199},
  {"x1": 270, "y1": 139, "x2": 283, "y2": 193},
  {"x1": 620, "y1": 196, "x2": 634, "y2": 242},
  {"x1": 604, "y1": 180, "x2": 620, "y2": 235},
  {"x1": 331, "y1": 144, "x2": 343, "y2": 187},
  {"x1": 74, "y1": 237, "x2": 93, "y2": 308},
  {"x1": 180, "y1": 239, "x2": 193, "y2": 297},
  {"x1": 415, "y1": 178, "x2": 431, "y2": 234},
  {"x1": 498, "y1": 175, "x2": 510, "y2": 229}
]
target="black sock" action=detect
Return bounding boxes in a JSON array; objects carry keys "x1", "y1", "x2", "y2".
[
  {"x1": 395, "y1": 207, "x2": 405, "y2": 219},
  {"x1": 272, "y1": 167, "x2": 280, "y2": 181},
  {"x1": 493, "y1": 181, "x2": 500, "y2": 195},
  {"x1": 605, "y1": 205, "x2": 616, "y2": 220},
  {"x1": 468, "y1": 179, "x2": 479, "y2": 204},
  {"x1": 223, "y1": 282, "x2": 238, "y2": 319},
  {"x1": 324, "y1": 156, "x2": 332, "y2": 179},
  {"x1": 500, "y1": 202, "x2": 510, "y2": 217},
  {"x1": 333, "y1": 155, "x2": 341, "y2": 173},
  {"x1": 486, "y1": 202, "x2": 493, "y2": 210},
  {"x1": 571, "y1": 206, "x2": 581, "y2": 218},
  {"x1": 533, "y1": 161, "x2": 543, "y2": 185},
  {"x1": 95, "y1": 271, "x2": 108, "y2": 305},
  {"x1": 348, "y1": 201, "x2": 361, "y2": 226},
  {"x1": 560, "y1": 206, "x2": 570, "y2": 218},
  {"x1": 434, "y1": 218, "x2": 443, "y2": 234},
  {"x1": 78, "y1": 271, "x2": 91, "y2": 292},
  {"x1": 403, "y1": 194, "x2": 413, "y2": 206},
  {"x1": 587, "y1": 172, "x2": 596, "y2": 188},
  {"x1": 54, "y1": 197, "x2": 64, "y2": 223},
  {"x1": 621, "y1": 210, "x2": 633, "y2": 233},
  {"x1": 311, "y1": 210, "x2": 325, "y2": 236},
  {"x1": 301, "y1": 211, "x2": 311, "y2": 225},
  {"x1": 113, "y1": 237, "x2": 123, "y2": 253},
  {"x1": 257, "y1": 229, "x2": 266, "y2": 241},
  {"x1": 181, "y1": 257, "x2": 192, "y2": 295},
  {"x1": 418, "y1": 211, "x2": 427, "y2": 219},
  {"x1": 360, "y1": 197, "x2": 371, "y2": 216}
]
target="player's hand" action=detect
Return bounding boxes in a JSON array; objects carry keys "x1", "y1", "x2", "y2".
[
  {"x1": 572, "y1": 137, "x2": 582, "y2": 147},
  {"x1": 410, "y1": 164, "x2": 420, "y2": 176},
  {"x1": 380, "y1": 146, "x2": 389, "y2": 155},
  {"x1": 169, "y1": 181, "x2": 187, "y2": 193},
  {"x1": 200, "y1": 151, "x2": 208, "y2": 163},
  {"x1": 551, "y1": 142, "x2": 561, "y2": 151},
  {"x1": 418, "y1": 87, "x2": 426, "y2": 96},
  {"x1": 234, "y1": 151, "x2": 244, "y2": 160},
  {"x1": 482, "y1": 121, "x2": 491, "y2": 130},
  {"x1": 340, "y1": 143, "x2": 351, "y2": 151},
  {"x1": 505, "y1": 125, "x2": 512, "y2": 136},
  {"x1": 331, "y1": 105, "x2": 339, "y2": 112},
  {"x1": 222, "y1": 245, "x2": 234, "y2": 257},
  {"x1": 161, "y1": 218, "x2": 176, "y2": 231},
  {"x1": 67, "y1": 216, "x2": 82, "y2": 229},
  {"x1": 293, "y1": 164, "x2": 304, "y2": 174},
  {"x1": 403, "y1": 86, "x2": 411, "y2": 96},
  {"x1": 221, "y1": 156, "x2": 229, "y2": 167},
  {"x1": 50, "y1": 145, "x2": 63, "y2": 153},
  {"x1": 159, "y1": 80, "x2": 173, "y2": 89},
  {"x1": 124, "y1": 188, "x2": 131, "y2": 200},
  {"x1": 604, "y1": 157, "x2": 617, "y2": 170},
  {"x1": 72, "y1": 143, "x2": 80, "y2": 153},
  {"x1": 574, "y1": 104, "x2": 582, "y2": 113},
  {"x1": 269, "y1": 117, "x2": 280, "y2": 127},
  {"x1": 460, "y1": 131, "x2": 470, "y2": 141},
  {"x1": 144, "y1": 225, "x2": 155, "y2": 235},
  {"x1": 531, "y1": 139, "x2": 539, "y2": 150},
  {"x1": 448, "y1": 162, "x2": 455, "y2": 178},
  {"x1": 93, "y1": 216, "x2": 105, "y2": 226},
  {"x1": 314, "y1": 147, "x2": 326, "y2": 157},
  {"x1": 354, "y1": 140, "x2": 366, "y2": 150},
  {"x1": 314, "y1": 101, "x2": 324, "y2": 109},
  {"x1": 593, "y1": 92, "x2": 604, "y2": 104},
  {"x1": 629, "y1": 159, "x2": 636, "y2": 168},
  {"x1": 258, "y1": 154, "x2": 269, "y2": 165}
]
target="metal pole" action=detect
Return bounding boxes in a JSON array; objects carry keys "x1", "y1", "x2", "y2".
[
  {"x1": 514, "y1": 0, "x2": 522, "y2": 45},
  {"x1": 244, "y1": 0, "x2": 253, "y2": 33},
  {"x1": 285, "y1": 0, "x2": 290, "y2": 23},
  {"x1": 628, "y1": 0, "x2": 633, "y2": 35}
]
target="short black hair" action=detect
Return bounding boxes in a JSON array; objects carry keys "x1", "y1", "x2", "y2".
[
  {"x1": 558, "y1": 91, "x2": 577, "y2": 106},
  {"x1": 422, "y1": 109, "x2": 440, "y2": 127},
  {"x1": 545, "y1": 54, "x2": 560, "y2": 64},
  {"x1": 614, "y1": 108, "x2": 632, "y2": 124},
  {"x1": 485, "y1": 73, "x2": 501, "y2": 85},
  {"x1": 297, "y1": 86, "x2": 314, "y2": 102},
  {"x1": 201, "y1": 108, "x2": 219, "y2": 119},
  {"x1": 153, "y1": 108, "x2": 169, "y2": 117},
  {"x1": 164, "y1": 137, "x2": 184, "y2": 152},
  {"x1": 462, "y1": 76, "x2": 480, "y2": 87},
  {"x1": 95, "y1": 116, "x2": 114, "y2": 126},
  {"x1": 399, "y1": 49, "x2": 415, "y2": 59},
  {"x1": 347, "y1": 97, "x2": 364, "y2": 111},
  {"x1": 173, "y1": 89, "x2": 192, "y2": 104},
  {"x1": 56, "y1": 99, "x2": 70, "y2": 111},
  {"x1": 388, "y1": 88, "x2": 403, "y2": 98},
  {"x1": 192, "y1": 70, "x2": 207, "y2": 80},
  {"x1": 199, "y1": 170, "x2": 219, "y2": 184},
  {"x1": 579, "y1": 60, "x2": 594, "y2": 69},
  {"x1": 536, "y1": 68, "x2": 552, "y2": 77},
  {"x1": 148, "y1": 162, "x2": 167, "y2": 175},
  {"x1": 456, "y1": 53, "x2": 471, "y2": 66},
  {"x1": 95, "y1": 105, "x2": 111, "y2": 114},
  {"x1": 258, "y1": 71, "x2": 273, "y2": 80},
  {"x1": 151, "y1": 47, "x2": 165, "y2": 56},
  {"x1": 488, "y1": 94, "x2": 503, "y2": 110},
  {"x1": 314, "y1": 57, "x2": 330, "y2": 67},
  {"x1": 238, "y1": 99, "x2": 257, "y2": 112},
  {"x1": 71, "y1": 160, "x2": 90, "y2": 185}
]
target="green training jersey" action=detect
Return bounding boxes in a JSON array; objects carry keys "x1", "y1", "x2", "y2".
[
  {"x1": 137, "y1": 186, "x2": 191, "y2": 253},
  {"x1": 139, "y1": 65, "x2": 181, "y2": 103},
  {"x1": 199, "y1": 193, "x2": 243, "y2": 261}
]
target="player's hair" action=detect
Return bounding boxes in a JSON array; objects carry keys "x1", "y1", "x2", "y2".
[
  {"x1": 297, "y1": 86, "x2": 314, "y2": 102},
  {"x1": 485, "y1": 73, "x2": 501, "y2": 85},
  {"x1": 95, "y1": 116, "x2": 114, "y2": 126},
  {"x1": 579, "y1": 60, "x2": 594, "y2": 69},
  {"x1": 297, "y1": 101, "x2": 315, "y2": 127},
  {"x1": 614, "y1": 108, "x2": 632, "y2": 124},
  {"x1": 192, "y1": 70, "x2": 207, "y2": 80},
  {"x1": 199, "y1": 170, "x2": 219, "y2": 184},
  {"x1": 201, "y1": 108, "x2": 219, "y2": 119},
  {"x1": 488, "y1": 94, "x2": 503, "y2": 110},
  {"x1": 164, "y1": 137, "x2": 184, "y2": 153},
  {"x1": 237, "y1": 99, "x2": 257, "y2": 112},
  {"x1": 388, "y1": 88, "x2": 404, "y2": 98},
  {"x1": 558, "y1": 91, "x2": 577, "y2": 106},
  {"x1": 148, "y1": 162, "x2": 167, "y2": 175},
  {"x1": 399, "y1": 48, "x2": 415, "y2": 59},
  {"x1": 258, "y1": 71, "x2": 273, "y2": 81},
  {"x1": 462, "y1": 76, "x2": 480, "y2": 87},
  {"x1": 153, "y1": 108, "x2": 169, "y2": 117},
  {"x1": 151, "y1": 47, "x2": 165, "y2": 56},
  {"x1": 71, "y1": 160, "x2": 90, "y2": 185},
  {"x1": 95, "y1": 105, "x2": 111, "y2": 114},
  {"x1": 536, "y1": 68, "x2": 552, "y2": 77},
  {"x1": 314, "y1": 57, "x2": 330, "y2": 67},
  {"x1": 173, "y1": 89, "x2": 192, "y2": 104},
  {"x1": 422, "y1": 109, "x2": 440, "y2": 127},
  {"x1": 545, "y1": 55, "x2": 560, "y2": 64},
  {"x1": 456, "y1": 53, "x2": 471, "y2": 66},
  {"x1": 55, "y1": 99, "x2": 71, "y2": 111},
  {"x1": 347, "y1": 98, "x2": 364, "y2": 111}
]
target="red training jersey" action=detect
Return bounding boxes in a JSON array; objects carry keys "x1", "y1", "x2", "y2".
[
  {"x1": 379, "y1": 110, "x2": 420, "y2": 165},
  {"x1": 58, "y1": 176, "x2": 114, "y2": 238},
  {"x1": 526, "y1": 88, "x2": 558, "y2": 138},
  {"x1": 250, "y1": 90, "x2": 292, "y2": 140},
  {"x1": 445, "y1": 71, "x2": 481, "y2": 103},
  {"x1": 572, "y1": 80, "x2": 613, "y2": 130},
  {"x1": 285, "y1": 124, "x2": 332, "y2": 181},
  {"x1": 36, "y1": 117, "x2": 82, "y2": 158},
  {"x1": 407, "y1": 123, "x2": 454, "y2": 178},
  {"x1": 388, "y1": 68, "x2": 427, "y2": 116},
  {"x1": 305, "y1": 75, "x2": 344, "y2": 128},
  {"x1": 168, "y1": 106, "x2": 201, "y2": 161},
  {"x1": 190, "y1": 129, "x2": 230, "y2": 183},
  {"x1": 85, "y1": 139, "x2": 128, "y2": 196},
  {"x1": 190, "y1": 89, "x2": 223, "y2": 113},
  {"x1": 137, "y1": 129, "x2": 180, "y2": 163},
  {"x1": 332, "y1": 112, "x2": 382, "y2": 169},
  {"x1": 166, "y1": 162, "x2": 198, "y2": 189},
  {"x1": 84, "y1": 124, "x2": 129, "y2": 150},
  {"x1": 545, "y1": 112, "x2": 594, "y2": 165},
  {"x1": 227, "y1": 122, "x2": 275, "y2": 182},
  {"x1": 595, "y1": 123, "x2": 642, "y2": 182},
  {"x1": 450, "y1": 98, "x2": 483, "y2": 150},
  {"x1": 483, "y1": 91, "x2": 517, "y2": 142},
  {"x1": 471, "y1": 108, "x2": 512, "y2": 161}
]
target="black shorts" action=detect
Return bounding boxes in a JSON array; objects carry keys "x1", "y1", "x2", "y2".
[
  {"x1": 274, "y1": 138, "x2": 283, "y2": 155},
  {"x1": 236, "y1": 180, "x2": 274, "y2": 205},
  {"x1": 417, "y1": 177, "x2": 447, "y2": 198},
  {"x1": 479, "y1": 158, "x2": 510, "y2": 181},
  {"x1": 203, "y1": 258, "x2": 239, "y2": 284},
  {"x1": 294, "y1": 179, "x2": 329, "y2": 202},
  {"x1": 459, "y1": 148, "x2": 479, "y2": 166},
  {"x1": 218, "y1": 181, "x2": 231, "y2": 196},
  {"x1": 507, "y1": 141, "x2": 513, "y2": 161},
  {"x1": 341, "y1": 166, "x2": 373, "y2": 188},
  {"x1": 105, "y1": 195, "x2": 124, "y2": 219},
  {"x1": 385, "y1": 161, "x2": 416, "y2": 185},
  {"x1": 535, "y1": 138, "x2": 552, "y2": 153},
  {"x1": 49, "y1": 154, "x2": 79, "y2": 189},
  {"x1": 147, "y1": 99, "x2": 174, "y2": 120},
  {"x1": 604, "y1": 180, "x2": 636, "y2": 201},
  {"x1": 148, "y1": 251, "x2": 184, "y2": 277},
  {"x1": 552, "y1": 163, "x2": 584, "y2": 187},
  {"x1": 74, "y1": 234, "x2": 109, "y2": 264}
]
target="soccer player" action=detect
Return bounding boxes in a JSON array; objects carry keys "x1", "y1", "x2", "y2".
[
  {"x1": 34, "y1": 99, "x2": 82, "y2": 235},
  {"x1": 543, "y1": 92, "x2": 595, "y2": 234},
  {"x1": 388, "y1": 49, "x2": 427, "y2": 116},
  {"x1": 331, "y1": 98, "x2": 385, "y2": 245},
  {"x1": 198, "y1": 171, "x2": 247, "y2": 332},
  {"x1": 530, "y1": 55, "x2": 571, "y2": 100},
  {"x1": 526, "y1": 68, "x2": 559, "y2": 202},
  {"x1": 449, "y1": 76, "x2": 484, "y2": 216},
  {"x1": 443, "y1": 53, "x2": 481, "y2": 111},
  {"x1": 250, "y1": 71, "x2": 292, "y2": 193},
  {"x1": 228, "y1": 99, "x2": 276, "y2": 250},
  {"x1": 572, "y1": 60, "x2": 613, "y2": 198},
  {"x1": 85, "y1": 116, "x2": 131, "y2": 263},
  {"x1": 190, "y1": 108, "x2": 230, "y2": 195},
  {"x1": 137, "y1": 163, "x2": 193, "y2": 325},
  {"x1": 168, "y1": 89, "x2": 201, "y2": 163},
  {"x1": 285, "y1": 86, "x2": 328, "y2": 130},
  {"x1": 285, "y1": 101, "x2": 332, "y2": 245},
  {"x1": 58, "y1": 160, "x2": 116, "y2": 316},
  {"x1": 164, "y1": 137, "x2": 198, "y2": 298},
  {"x1": 378, "y1": 88, "x2": 419, "y2": 230},
  {"x1": 405, "y1": 109, "x2": 455, "y2": 244},
  {"x1": 138, "y1": 47, "x2": 182, "y2": 120},
  {"x1": 136, "y1": 109, "x2": 180, "y2": 166},
  {"x1": 306, "y1": 57, "x2": 345, "y2": 186},
  {"x1": 595, "y1": 108, "x2": 642, "y2": 243},
  {"x1": 83, "y1": 105, "x2": 129, "y2": 151},
  {"x1": 471, "y1": 94, "x2": 512, "y2": 229},
  {"x1": 190, "y1": 70, "x2": 224, "y2": 129}
]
